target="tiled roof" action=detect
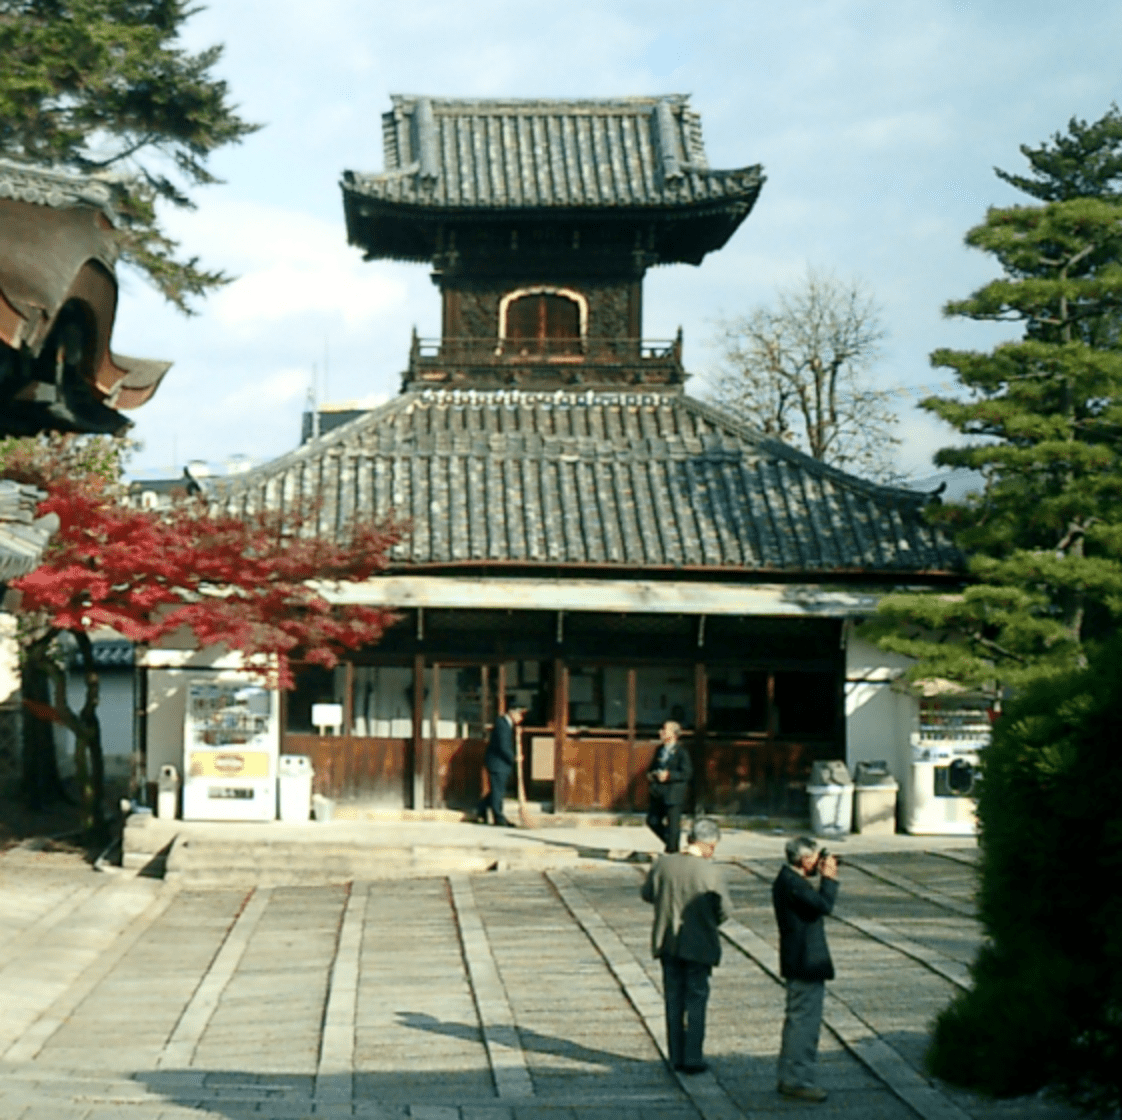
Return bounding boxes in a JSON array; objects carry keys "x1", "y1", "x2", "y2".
[
  {"x1": 0, "y1": 480, "x2": 56, "y2": 581},
  {"x1": 343, "y1": 95, "x2": 763, "y2": 212},
  {"x1": 0, "y1": 157, "x2": 127, "y2": 226},
  {"x1": 219, "y1": 389, "x2": 959, "y2": 576}
]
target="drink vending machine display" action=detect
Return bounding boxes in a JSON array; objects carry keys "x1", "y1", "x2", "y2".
[{"x1": 182, "y1": 677, "x2": 279, "y2": 821}]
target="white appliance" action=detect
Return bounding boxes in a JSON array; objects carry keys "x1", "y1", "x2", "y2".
[
  {"x1": 904, "y1": 698, "x2": 990, "y2": 835},
  {"x1": 182, "y1": 676, "x2": 279, "y2": 821}
]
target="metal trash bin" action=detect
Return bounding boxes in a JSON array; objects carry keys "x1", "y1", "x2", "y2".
[
  {"x1": 157, "y1": 764, "x2": 180, "y2": 820},
  {"x1": 277, "y1": 755, "x2": 314, "y2": 822},
  {"x1": 853, "y1": 760, "x2": 899, "y2": 835},
  {"x1": 807, "y1": 760, "x2": 853, "y2": 837}
]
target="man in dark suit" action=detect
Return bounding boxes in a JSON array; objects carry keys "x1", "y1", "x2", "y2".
[
  {"x1": 646, "y1": 720, "x2": 692, "y2": 852},
  {"x1": 475, "y1": 705, "x2": 525, "y2": 826},
  {"x1": 772, "y1": 835, "x2": 840, "y2": 1103},
  {"x1": 640, "y1": 817, "x2": 732, "y2": 1074}
]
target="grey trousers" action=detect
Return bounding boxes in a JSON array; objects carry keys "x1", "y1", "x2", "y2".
[
  {"x1": 777, "y1": 979, "x2": 825, "y2": 1088},
  {"x1": 661, "y1": 956, "x2": 711, "y2": 1068}
]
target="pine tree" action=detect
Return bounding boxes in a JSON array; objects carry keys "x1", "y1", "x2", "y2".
[
  {"x1": 0, "y1": 0, "x2": 259, "y2": 312},
  {"x1": 866, "y1": 108, "x2": 1122, "y2": 1112},
  {"x1": 995, "y1": 103, "x2": 1122, "y2": 201},
  {"x1": 869, "y1": 121, "x2": 1122, "y2": 692}
]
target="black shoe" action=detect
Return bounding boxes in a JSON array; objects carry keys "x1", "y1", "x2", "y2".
[
  {"x1": 676, "y1": 1063, "x2": 708, "y2": 1075},
  {"x1": 778, "y1": 1082, "x2": 827, "y2": 1102},
  {"x1": 494, "y1": 817, "x2": 514, "y2": 827}
]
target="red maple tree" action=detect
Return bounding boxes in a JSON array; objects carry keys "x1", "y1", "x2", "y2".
[{"x1": 2, "y1": 436, "x2": 401, "y2": 835}]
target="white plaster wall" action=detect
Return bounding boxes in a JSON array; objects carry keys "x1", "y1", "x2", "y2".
[
  {"x1": 0, "y1": 611, "x2": 19, "y2": 707},
  {"x1": 844, "y1": 631, "x2": 918, "y2": 787},
  {"x1": 56, "y1": 669, "x2": 135, "y2": 782},
  {"x1": 0, "y1": 611, "x2": 21, "y2": 777},
  {"x1": 146, "y1": 667, "x2": 188, "y2": 781}
]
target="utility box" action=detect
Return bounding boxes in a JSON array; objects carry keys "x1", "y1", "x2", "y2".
[
  {"x1": 278, "y1": 755, "x2": 314, "y2": 822},
  {"x1": 808, "y1": 760, "x2": 853, "y2": 837},
  {"x1": 157, "y1": 764, "x2": 180, "y2": 820},
  {"x1": 853, "y1": 760, "x2": 899, "y2": 835}
]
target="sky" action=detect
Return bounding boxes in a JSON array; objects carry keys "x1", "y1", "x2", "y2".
[{"x1": 113, "y1": 0, "x2": 1122, "y2": 483}]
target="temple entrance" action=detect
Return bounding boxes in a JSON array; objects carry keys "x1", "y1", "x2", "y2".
[
  {"x1": 280, "y1": 612, "x2": 844, "y2": 815},
  {"x1": 421, "y1": 660, "x2": 554, "y2": 810}
]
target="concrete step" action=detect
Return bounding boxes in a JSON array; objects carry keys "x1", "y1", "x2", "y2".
[{"x1": 163, "y1": 835, "x2": 579, "y2": 886}]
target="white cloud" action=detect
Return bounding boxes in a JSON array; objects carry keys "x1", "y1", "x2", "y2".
[
  {"x1": 161, "y1": 200, "x2": 409, "y2": 333},
  {"x1": 219, "y1": 367, "x2": 311, "y2": 412}
]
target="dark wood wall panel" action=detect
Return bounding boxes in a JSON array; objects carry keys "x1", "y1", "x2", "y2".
[
  {"x1": 433, "y1": 737, "x2": 487, "y2": 809},
  {"x1": 284, "y1": 734, "x2": 407, "y2": 806}
]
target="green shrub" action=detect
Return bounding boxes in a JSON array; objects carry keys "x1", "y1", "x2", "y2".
[{"x1": 927, "y1": 644, "x2": 1122, "y2": 1113}]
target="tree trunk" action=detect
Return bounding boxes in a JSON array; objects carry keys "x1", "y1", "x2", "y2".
[
  {"x1": 28, "y1": 630, "x2": 106, "y2": 838},
  {"x1": 73, "y1": 631, "x2": 107, "y2": 838},
  {"x1": 19, "y1": 655, "x2": 69, "y2": 809}
]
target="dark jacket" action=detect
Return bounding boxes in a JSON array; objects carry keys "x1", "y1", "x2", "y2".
[
  {"x1": 772, "y1": 863, "x2": 838, "y2": 982},
  {"x1": 641, "y1": 850, "x2": 732, "y2": 965},
  {"x1": 646, "y1": 742, "x2": 692, "y2": 807},
  {"x1": 484, "y1": 714, "x2": 516, "y2": 770}
]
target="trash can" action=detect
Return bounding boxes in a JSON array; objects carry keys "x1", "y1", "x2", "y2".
[
  {"x1": 278, "y1": 755, "x2": 314, "y2": 822},
  {"x1": 157, "y1": 764, "x2": 180, "y2": 820},
  {"x1": 853, "y1": 760, "x2": 899, "y2": 836},
  {"x1": 807, "y1": 760, "x2": 853, "y2": 836}
]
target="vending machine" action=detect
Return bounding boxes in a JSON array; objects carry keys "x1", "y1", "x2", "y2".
[
  {"x1": 182, "y1": 676, "x2": 279, "y2": 821},
  {"x1": 904, "y1": 695, "x2": 991, "y2": 835}
]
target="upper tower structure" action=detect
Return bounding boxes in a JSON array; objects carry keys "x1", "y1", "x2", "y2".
[{"x1": 341, "y1": 95, "x2": 764, "y2": 392}]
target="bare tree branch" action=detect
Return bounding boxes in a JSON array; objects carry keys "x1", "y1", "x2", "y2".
[{"x1": 709, "y1": 268, "x2": 900, "y2": 480}]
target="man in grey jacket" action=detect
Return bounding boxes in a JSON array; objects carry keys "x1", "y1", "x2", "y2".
[{"x1": 640, "y1": 818, "x2": 732, "y2": 1075}]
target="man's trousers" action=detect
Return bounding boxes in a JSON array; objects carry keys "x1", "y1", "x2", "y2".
[
  {"x1": 477, "y1": 765, "x2": 510, "y2": 824},
  {"x1": 660, "y1": 955, "x2": 711, "y2": 1068},
  {"x1": 647, "y1": 797, "x2": 683, "y2": 852},
  {"x1": 777, "y1": 979, "x2": 825, "y2": 1088}
]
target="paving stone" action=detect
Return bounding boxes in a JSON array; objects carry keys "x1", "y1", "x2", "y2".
[{"x1": 0, "y1": 849, "x2": 1088, "y2": 1120}]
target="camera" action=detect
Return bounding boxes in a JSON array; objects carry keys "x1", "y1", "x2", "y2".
[{"x1": 816, "y1": 848, "x2": 843, "y2": 870}]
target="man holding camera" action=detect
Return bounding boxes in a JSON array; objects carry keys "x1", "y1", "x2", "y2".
[{"x1": 772, "y1": 836, "x2": 839, "y2": 1103}]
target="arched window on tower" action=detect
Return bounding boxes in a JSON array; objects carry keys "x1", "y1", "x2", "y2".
[{"x1": 501, "y1": 290, "x2": 583, "y2": 357}]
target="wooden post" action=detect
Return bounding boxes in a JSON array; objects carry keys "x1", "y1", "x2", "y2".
[
  {"x1": 429, "y1": 664, "x2": 441, "y2": 808},
  {"x1": 552, "y1": 658, "x2": 568, "y2": 812},
  {"x1": 342, "y1": 661, "x2": 354, "y2": 736},
  {"x1": 766, "y1": 670, "x2": 778, "y2": 810},
  {"x1": 695, "y1": 661, "x2": 709, "y2": 813},
  {"x1": 411, "y1": 653, "x2": 424, "y2": 811},
  {"x1": 626, "y1": 668, "x2": 637, "y2": 748}
]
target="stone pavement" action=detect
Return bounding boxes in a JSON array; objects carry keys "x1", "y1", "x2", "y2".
[{"x1": 0, "y1": 826, "x2": 1080, "y2": 1120}]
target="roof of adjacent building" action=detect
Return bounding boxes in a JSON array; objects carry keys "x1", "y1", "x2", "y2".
[
  {"x1": 0, "y1": 157, "x2": 128, "y2": 227},
  {"x1": 0, "y1": 159, "x2": 171, "y2": 434},
  {"x1": 341, "y1": 95, "x2": 765, "y2": 264},
  {"x1": 218, "y1": 388, "x2": 959, "y2": 578},
  {"x1": 0, "y1": 480, "x2": 57, "y2": 581}
]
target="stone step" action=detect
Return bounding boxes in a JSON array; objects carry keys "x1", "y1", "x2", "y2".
[{"x1": 164, "y1": 836, "x2": 578, "y2": 886}]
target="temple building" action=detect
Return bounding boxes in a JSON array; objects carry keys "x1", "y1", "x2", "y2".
[
  {"x1": 0, "y1": 158, "x2": 171, "y2": 436},
  {"x1": 145, "y1": 95, "x2": 959, "y2": 819}
]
